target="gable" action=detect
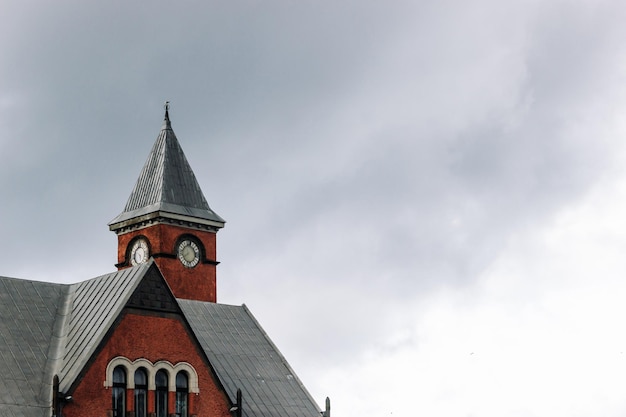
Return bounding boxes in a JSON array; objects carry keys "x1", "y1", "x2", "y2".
[
  {"x1": 61, "y1": 293, "x2": 233, "y2": 417},
  {"x1": 126, "y1": 264, "x2": 180, "y2": 314}
]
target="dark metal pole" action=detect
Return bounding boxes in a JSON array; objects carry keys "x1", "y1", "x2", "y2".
[
  {"x1": 52, "y1": 375, "x2": 59, "y2": 417},
  {"x1": 236, "y1": 388, "x2": 243, "y2": 417},
  {"x1": 324, "y1": 397, "x2": 331, "y2": 417}
]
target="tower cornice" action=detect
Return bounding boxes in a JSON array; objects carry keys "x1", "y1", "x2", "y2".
[{"x1": 109, "y1": 210, "x2": 224, "y2": 235}]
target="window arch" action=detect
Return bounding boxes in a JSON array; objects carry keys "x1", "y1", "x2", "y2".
[
  {"x1": 112, "y1": 366, "x2": 126, "y2": 417},
  {"x1": 134, "y1": 368, "x2": 148, "y2": 417},
  {"x1": 175, "y1": 371, "x2": 189, "y2": 417},
  {"x1": 155, "y1": 369, "x2": 169, "y2": 417},
  {"x1": 105, "y1": 357, "x2": 200, "y2": 417},
  {"x1": 105, "y1": 357, "x2": 200, "y2": 393}
]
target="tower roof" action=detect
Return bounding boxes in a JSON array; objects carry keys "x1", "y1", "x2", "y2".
[{"x1": 109, "y1": 106, "x2": 225, "y2": 232}]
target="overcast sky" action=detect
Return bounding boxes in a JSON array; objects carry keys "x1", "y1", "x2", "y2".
[{"x1": 3, "y1": 1, "x2": 626, "y2": 416}]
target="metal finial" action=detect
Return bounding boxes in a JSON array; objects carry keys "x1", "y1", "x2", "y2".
[
  {"x1": 162, "y1": 101, "x2": 172, "y2": 129},
  {"x1": 164, "y1": 101, "x2": 171, "y2": 123}
]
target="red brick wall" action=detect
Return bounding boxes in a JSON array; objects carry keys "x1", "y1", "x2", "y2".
[
  {"x1": 62, "y1": 311, "x2": 232, "y2": 417},
  {"x1": 116, "y1": 225, "x2": 218, "y2": 302}
]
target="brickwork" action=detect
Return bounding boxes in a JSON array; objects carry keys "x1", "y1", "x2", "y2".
[
  {"x1": 62, "y1": 311, "x2": 232, "y2": 417},
  {"x1": 117, "y1": 224, "x2": 218, "y2": 302}
]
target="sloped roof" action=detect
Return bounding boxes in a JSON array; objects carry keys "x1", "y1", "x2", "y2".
[
  {"x1": 0, "y1": 264, "x2": 150, "y2": 415},
  {"x1": 180, "y1": 301, "x2": 321, "y2": 417},
  {"x1": 0, "y1": 277, "x2": 66, "y2": 417},
  {"x1": 109, "y1": 110, "x2": 225, "y2": 229},
  {"x1": 58, "y1": 263, "x2": 152, "y2": 392},
  {"x1": 0, "y1": 264, "x2": 321, "y2": 417}
]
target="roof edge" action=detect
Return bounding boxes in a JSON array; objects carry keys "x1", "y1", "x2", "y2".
[
  {"x1": 241, "y1": 304, "x2": 322, "y2": 414},
  {"x1": 59, "y1": 261, "x2": 155, "y2": 393},
  {"x1": 109, "y1": 203, "x2": 225, "y2": 231}
]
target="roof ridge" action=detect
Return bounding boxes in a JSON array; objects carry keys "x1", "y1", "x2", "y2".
[{"x1": 39, "y1": 284, "x2": 74, "y2": 402}]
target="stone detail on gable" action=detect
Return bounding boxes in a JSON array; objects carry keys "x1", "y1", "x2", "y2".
[
  {"x1": 104, "y1": 356, "x2": 200, "y2": 393},
  {"x1": 126, "y1": 266, "x2": 179, "y2": 313}
]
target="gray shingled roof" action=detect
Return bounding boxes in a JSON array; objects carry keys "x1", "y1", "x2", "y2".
[
  {"x1": 109, "y1": 111, "x2": 225, "y2": 228},
  {"x1": 0, "y1": 264, "x2": 321, "y2": 417},
  {"x1": 0, "y1": 264, "x2": 150, "y2": 415},
  {"x1": 58, "y1": 263, "x2": 152, "y2": 393},
  {"x1": 180, "y1": 301, "x2": 321, "y2": 417},
  {"x1": 0, "y1": 277, "x2": 66, "y2": 417}
]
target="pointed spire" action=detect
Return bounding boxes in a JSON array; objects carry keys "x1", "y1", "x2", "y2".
[
  {"x1": 163, "y1": 101, "x2": 172, "y2": 129},
  {"x1": 109, "y1": 105, "x2": 225, "y2": 232}
]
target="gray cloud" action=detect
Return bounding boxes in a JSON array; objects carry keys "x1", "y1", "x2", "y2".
[{"x1": 2, "y1": 1, "x2": 626, "y2": 415}]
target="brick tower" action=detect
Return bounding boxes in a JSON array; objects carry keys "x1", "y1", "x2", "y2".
[{"x1": 108, "y1": 104, "x2": 225, "y2": 302}]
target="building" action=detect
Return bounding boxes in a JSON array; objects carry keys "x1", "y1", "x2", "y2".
[{"x1": 0, "y1": 106, "x2": 330, "y2": 417}]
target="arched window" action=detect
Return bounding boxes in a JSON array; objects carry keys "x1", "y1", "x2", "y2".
[
  {"x1": 134, "y1": 368, "x2": 148, "y2": 417},
  {"x1": 175, "y1": 371, "x2": 189, "y2": 417},
  {"x1": 112, "y1": 366, "x2": 126, "y2": 417},
  {"x1": 105, "y1": 358, "x2": 200, "y2": 417},
  {"x1": 155, "y1": 369, "x2": 168, "y2": 417}
]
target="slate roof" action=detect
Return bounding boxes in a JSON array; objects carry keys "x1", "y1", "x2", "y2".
[
  {"x1": 0, "y1": 263, "x2": 321, "y2": 417},
  {"x1": 59, "y1": 263, "x2": 152, "y2": 392},
  {"x1": 180, "y1": 301, "x2": 321, "y2": 417},
  {"x1": 0, "y1": 265, "x2": 151, "y2": 415},
  {"x1": 109, "y1": 109, "x2": 225, "y2": 229},
  {"x1": 0, "y1": 277, "x2": 66, "y2": 417}
]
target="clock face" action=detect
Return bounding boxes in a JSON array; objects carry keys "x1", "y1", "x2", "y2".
[
  {"x1": 130, "y1": 238, "x2": 149, "y2": 266},
  {"x1": 177, "y1": 239, "x2": 200, "y2": 268}
]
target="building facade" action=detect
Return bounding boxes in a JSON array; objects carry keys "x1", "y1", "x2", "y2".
[{"x1": 0, "y1": 107, "x2": 329, "y2": 417}]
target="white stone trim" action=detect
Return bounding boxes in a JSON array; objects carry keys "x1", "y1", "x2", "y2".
[
  {"x1": 104, "y1": 356, "x2": 133, "y2": 388},
  {"x1": 174, "y1": 362, "x2": 200, "y2": 394},
  {"x1": 104, "y1": 356, "x2": 199, "y2": 393}
]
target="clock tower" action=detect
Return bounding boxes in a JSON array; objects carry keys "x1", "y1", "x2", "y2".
[{"x1": 108, "y1": 104, "x2": 225, "y2": 302}]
